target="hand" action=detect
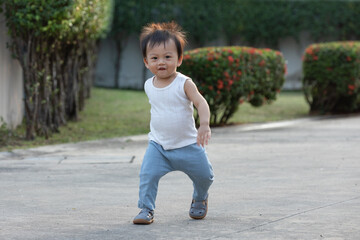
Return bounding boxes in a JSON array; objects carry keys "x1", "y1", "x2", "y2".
[{"x1": 197, "y1": 124, "x2": 211, "y2": 147}]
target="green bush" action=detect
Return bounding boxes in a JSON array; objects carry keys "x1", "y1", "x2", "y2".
[
  {"x1": 179, "y1": 46, "x2": 286, "y2": 125},
  {"x1": 302, "y1": 41, "x2": 360, "y2": 113},
  {"x1": 1, "y1": 0, "x2": 113, "y2": 139}
]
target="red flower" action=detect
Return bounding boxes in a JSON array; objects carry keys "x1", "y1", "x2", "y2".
[
  {"x1": 348, "y1": 84, "x2": 355, "y2": 90},
  {"x1": 237, "y1": 70, "x2": 242, "y2": 76},
  {"x1": 228, "y1": 56, "x2": 234, "y2": 64},
  {"x1": 228, "y1": 80, "x2": 234, "y2": 87},
  {"x1": 208, "y1": 86, "x2": 213, "y2": 91},
  {"x1": 184, "y1": 54, "x2": 191, "y2": 60},
  {"x1": 347, "y1": 56, "x2": 352, "y2": 62},
  {"x1": 306, "y1": 48, "x2": 313, "y2": 55},
  {"x1": 217, "y1": 80, "x2": 224, "y2": 90},
  {"x1": 259, "y1": 60, "x2": 265, "y2": 67},
  {"x1": 207, "y1": 56, "x2": 214, "y2": 61},
  {"x1": 249, "y1": 48, "x2": 256, "y2": 55},
  {"x1": 224, "y1": 71, "x2": 230, "y2": 78},
  {"x1": 313, "y1": 55, "x2": 318, "y2": 60}
]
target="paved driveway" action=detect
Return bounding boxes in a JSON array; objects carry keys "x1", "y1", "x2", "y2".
[{"x1": 1, "y1": 115, "x2": 359, "y2": 239}]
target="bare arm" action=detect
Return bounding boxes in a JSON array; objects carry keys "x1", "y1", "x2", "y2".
[{"x1": 184, "y1": 79, "x2": 211, "y2": 147}]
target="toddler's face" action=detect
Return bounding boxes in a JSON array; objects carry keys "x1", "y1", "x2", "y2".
[{"x1": 144, "y1": 39, "x2": 182, "y2": 81}]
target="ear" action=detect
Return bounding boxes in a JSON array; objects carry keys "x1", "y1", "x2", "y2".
[
  {"x1": 143, "y1": 58, "x2": 149, "y2": 68},
  {"x1": 177, "y1": 55, "x2": 183, "y2": 67}
]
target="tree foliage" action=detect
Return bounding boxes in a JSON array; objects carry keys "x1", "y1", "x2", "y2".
[
  {"x1": 2, "y1": 0, "x2": 113, "y2": 139},
  {"x1": 110, "y1": 0, "x2": 360, "y2": 48}
]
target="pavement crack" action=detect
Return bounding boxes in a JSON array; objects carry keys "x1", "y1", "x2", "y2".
[{"x1": 209, "y1": 196, "x2": 360, "y2": 239}]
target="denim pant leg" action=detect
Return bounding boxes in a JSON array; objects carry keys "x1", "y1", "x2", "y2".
[
  {"x1": 138, "y1": 141, "x2": 173, "y2": 210},
  {"x1": 171, "y1": 143, "x2": 214, "y2": 201}
]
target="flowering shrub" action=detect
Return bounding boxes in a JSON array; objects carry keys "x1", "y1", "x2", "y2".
[
  {"x1": 302, "y1": 42, "x2": 360, "y2": 113},
  {"x1": 179, "y1": 46, "x2": 286, "y2": 125}
]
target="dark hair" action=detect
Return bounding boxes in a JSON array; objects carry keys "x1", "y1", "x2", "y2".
[{"x1": 140, "y1": 22, "x2": 187, "y2": 60}]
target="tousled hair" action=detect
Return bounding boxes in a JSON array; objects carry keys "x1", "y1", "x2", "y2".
[{"x1": 140, "y1": 21, "x2": 187, "y2": 60}]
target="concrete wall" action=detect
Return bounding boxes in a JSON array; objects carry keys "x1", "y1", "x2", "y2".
[
  {"x1": 0, "y1": 19, "x2": 312, "y2": 129},
  {"x1": 94, "y1": 37, "x2": 118, "y2": 88},
  {"x1": 95, "y1": 35, "x2": 152, "y2": 89},
  {"x1": 0, "y1": 13, "x2": 24, "y2": 129},
  {"x1": 95, "y1": 32, "x2": 314, "y2": 91},
  {"x1": 278, "y1": 32, "x2": 313, "y2": 90}
]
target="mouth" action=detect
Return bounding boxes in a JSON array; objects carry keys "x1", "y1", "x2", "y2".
[{"x1": 158, "y1": 67, "x2": 166, "y2": 71}]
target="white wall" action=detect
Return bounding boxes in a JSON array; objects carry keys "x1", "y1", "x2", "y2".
[
  {"x1": 95, "y1": 34, "x2": 151, "y2": 89},
  {"x1": 94, "y1": 37, "x2": 118, "y2": 88},
  {"x1": 95, "y1": 33, "x2": 312, "y2": 91},
  {"x1": 279, "y1": 32, "x2": 313, "y2": 90},
  {"x1": 118, "y1": 35, "x2": 150, "y2": 89},
  {"x1": 0, "y1": 13, "x2": 24, "y2": 129}
]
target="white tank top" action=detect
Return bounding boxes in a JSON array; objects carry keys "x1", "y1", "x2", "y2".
[{"x1": 144, "y1": 72, "x2": 198, "y2": 150}]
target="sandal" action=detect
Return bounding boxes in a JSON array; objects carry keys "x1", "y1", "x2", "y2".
[
  {"x1": 133, "y1": 208, "x2": 154, "y2": 224},
  {"x1": 189, "y1": 198, "x2": 208, "y2": 219}
]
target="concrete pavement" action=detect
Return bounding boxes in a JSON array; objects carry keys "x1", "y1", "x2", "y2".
[{"x1": 0, "y1": 115, "x2": 359, "y2": 240}]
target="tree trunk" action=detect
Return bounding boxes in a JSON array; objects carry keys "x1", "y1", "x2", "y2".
[{"x1": 10, "y1": 33, "x2": 96, "y2": 139}]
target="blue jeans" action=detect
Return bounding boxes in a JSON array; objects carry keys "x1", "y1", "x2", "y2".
[{"x1": 138, "y1": 141, "x2": 214, "y2": 210}]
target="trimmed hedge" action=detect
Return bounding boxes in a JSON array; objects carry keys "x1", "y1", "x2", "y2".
[
  {"x1": 1, "y1": 0, "x2": 113, "y2": 139},
  {"x1": 179, "y1": 46, "x2": 286, "y2": 125},
  {"x1": 302, "y1": 42, "x2": 360, "y2": 113}
]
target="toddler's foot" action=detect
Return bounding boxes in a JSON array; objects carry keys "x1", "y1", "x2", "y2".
[
  {"x1": 133, "y1": 208, "x2": 154, "y2": 224},
  {"x1": 189, "y1": 198, "x2": 208, "y2": 219}
]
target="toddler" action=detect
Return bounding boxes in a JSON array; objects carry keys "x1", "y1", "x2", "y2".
[{"x1": 133, "y1": 22, "x2": 214, "y2": 224}]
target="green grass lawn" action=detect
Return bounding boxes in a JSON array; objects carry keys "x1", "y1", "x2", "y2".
[
  {"x1": 229, "y1": 91, "x2": 309, "y2": 124},
  {"x1": 0, "y1": 88, "x2": 309, "y2": 151}
]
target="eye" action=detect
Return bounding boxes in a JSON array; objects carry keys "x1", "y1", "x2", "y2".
[
  {"x1": 151, "y1": 57, "x2": 157, "y2": 60},
  {"x1": 166, "y1": 55, "x2": 172, "y2": 59}
]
